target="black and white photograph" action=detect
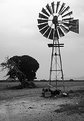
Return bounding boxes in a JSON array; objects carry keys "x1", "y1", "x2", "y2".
[{"x1": 0, "y1": 0, "x2": 84, "y2": 121}]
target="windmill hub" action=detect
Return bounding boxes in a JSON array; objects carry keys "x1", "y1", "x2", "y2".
[{"x1": 52, "y1": 16, "x2": 58, "y2": 26}]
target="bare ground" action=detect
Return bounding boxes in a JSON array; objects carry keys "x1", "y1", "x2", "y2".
[{"x1": 0, "y1": 81, "x2": 84, "y2": 121}]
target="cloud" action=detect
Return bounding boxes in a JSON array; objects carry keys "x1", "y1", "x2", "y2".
[{"x1": 0, "y1": 0, "x2": 6, "y2": 3}]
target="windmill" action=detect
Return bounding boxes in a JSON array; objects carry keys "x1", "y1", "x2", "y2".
[{"x1": 37, "y1": 1, "x2": 79, "y2": 92}]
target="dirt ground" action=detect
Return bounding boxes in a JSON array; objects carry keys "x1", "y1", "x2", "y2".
[{"x1": 0, "y1": 87, "x2": 84, "y2": 121}]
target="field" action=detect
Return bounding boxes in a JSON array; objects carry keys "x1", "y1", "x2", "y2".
[
  {"x1": 0, "y1": 80, "x2": 84, "y2": 100},
  {"x1": 0, "y1": 80, "x2": 84, "y2": 121}
]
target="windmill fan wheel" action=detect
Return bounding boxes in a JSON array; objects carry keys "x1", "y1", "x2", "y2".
[{"x1": 37, "y1": 1, "x2": 73, "y2": 40}]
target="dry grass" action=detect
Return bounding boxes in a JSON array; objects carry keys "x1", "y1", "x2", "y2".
[
  {"x1": 0, "y1": 81, "x2": 84, "y2": 121},
  {"x1": 0, "y1": 80, "x2": 84, "y2": 101}
]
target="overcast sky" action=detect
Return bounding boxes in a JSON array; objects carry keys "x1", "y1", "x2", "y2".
[{"x1": 0, "y1": 0, "x2": 84, "y2": 80}]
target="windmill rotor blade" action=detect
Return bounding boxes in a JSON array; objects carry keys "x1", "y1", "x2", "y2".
[
  {"x1": 59, "y1": 7, "x2": 66, "y2": 15},
  {"x1": 40, "y1": 25, "x2": 49, "y2": 35},
  {"x1": 41, "y1": 8, "x2": 50, "y2": 17},
  {"x1": 54, "y1": 28, "x2": 59, "y2": 39},
  {"x1": 38, "y1": 23, "x2": 48, "y2": 30},
  {"x1": 44, "y1": 27, "x2": 51, "y2": 38},
  {"x1": 51, "y1": 2, "x2": 54, "y2": 13},
  {"x1": 39, "y1": 13, "x2": 48, "y2": 19},
  {"x1": 49, "y1": 28, "x2": 54, "y2": 39},
  {"x1": 58, "y1": 27, "x2": 65, "y2": 37},
  {"x1": 61, "y1": 6, "x2": 70, "y2": 15},
  {"x1": 58, "y1": 3, "x2": 65, "y2": 14},
  {"x1": 48, "y1": 27, "x2": 52, "y2": 39},
  {"x1": 56, "y1": 1, "x2": 60, "y2": 13},
  {"x1": 60, "y1": 25, "x2": 69, "y2": 33},
  {"x1": 44, "y1": 23, "x2": 53, "y2": 38},
  {"x1": 62, "y1": 17, "x2": 73, "y2": 21},
  {"x1": 37, "y1": 19, "x2": 48, "y2": 24},
  {"x1": 62, "y1": 11, "x2": 73, "y2": 18},
  {"x1": 62, "y1": 22, "x2": 70, "y2": 28},
  {"x1": 46, "y1": 4, "x2": 53, "y2": 15}
]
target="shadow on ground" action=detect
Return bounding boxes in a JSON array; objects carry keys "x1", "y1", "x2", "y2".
[
  {"x1": 6, "y1": 84, "x2": 37, "y2": 90},
  {"x1": 54, "y1": 90, "x2": 84, "y2": 115}
]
